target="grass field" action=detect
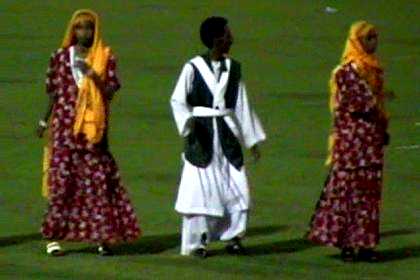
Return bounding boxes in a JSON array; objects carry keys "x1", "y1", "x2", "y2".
[{"x1": 0, "y1": 0, "x2": 419, "y2": 279}]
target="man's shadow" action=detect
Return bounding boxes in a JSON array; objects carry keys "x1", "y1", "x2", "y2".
[
  {"x1": 0, "y1": 224, "x2": 288, "y2": 254},
  {"x1": 111, "y1": 224, "x2": 290, "y2": 255},
  {"x1": 211, "y1": 238, "x2": 315, "y2": 257},
  {"x1": 320, "y1": 228, "x2": 420, "y2": 262},
  {"x1": 66, "y1": 224, "x2": 290, "y2": 255}
]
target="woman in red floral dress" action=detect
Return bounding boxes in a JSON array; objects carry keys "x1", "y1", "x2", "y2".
[
  {"x1": 307, "y1": 21, "x2": 390, "y2": 262},
  {"x1": 36, "y1": 10, "x2": 140, "y2": 256}
]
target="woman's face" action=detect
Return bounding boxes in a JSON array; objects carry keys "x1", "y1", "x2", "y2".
[
  {"x1": 74, "y1": 18, "x2": 94, "y2": 47},
  {"x1": 360, "y1": 29, "x2": 378, "y2": 54}
]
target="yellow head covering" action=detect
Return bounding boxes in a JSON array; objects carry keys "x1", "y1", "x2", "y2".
[
  {"x1": 326, "y1": 21, "x2": 387, "y2": 165},
  {"x1": 62, "y1": 9, "x2": 110, "y2": 143}
]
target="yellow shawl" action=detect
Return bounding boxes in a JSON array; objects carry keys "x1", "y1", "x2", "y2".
[
  {"x1": 42, "y1": 9, "x2": 110, "y2": 197},
  {"x1": 326, "y1": 21, "x2": 387, "y2": 165}
]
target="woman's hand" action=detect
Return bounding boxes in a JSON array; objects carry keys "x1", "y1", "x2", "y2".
[
  {"x1": 36, "y1": 120, "x2": 48, "y2": 138},
  {"x1": 384, "y1": 132, "x2": 390, "y2": 146},
  {"x1": 74, "y1": 60, "x2": 115, "y2": 100},
  {"x1": 74, "y1": 60, "x2": 90, "y2": 74},
  {"x1": 384, "y1": 90, "x2": 396, "y2": 100},
  {"x1": 74, "y1": 60, "x2": 97, "y2": 79}
]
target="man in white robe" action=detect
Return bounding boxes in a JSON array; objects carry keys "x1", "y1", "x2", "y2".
[{"x1": 170, "y1": 16, "x2": 266, "y2": 257}]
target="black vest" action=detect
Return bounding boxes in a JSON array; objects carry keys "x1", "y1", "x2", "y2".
[{"x1": 184, "y1": 56, "x2": 243, "y2": 170}]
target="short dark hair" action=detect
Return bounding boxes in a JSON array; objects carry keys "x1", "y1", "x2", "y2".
[{"x1": 200, "y1": 16, "x2": 228, "y2": 49}]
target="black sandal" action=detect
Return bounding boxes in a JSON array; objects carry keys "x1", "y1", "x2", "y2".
[
  {"x1": 226, "y1": 237, "x2": 246, "y2": 255},
  {"x1": 358, "y1": 248, "x2": 382, "y2": 262},
  {"x1": 192, "y1": 233, "x2": 208, "y2": 259},
  {"x1": 340, "y1": 247, "x2": 355, "y2": 262},
  {"x1": 192, "y1": 247, "x2": 208, "y2": 259}
]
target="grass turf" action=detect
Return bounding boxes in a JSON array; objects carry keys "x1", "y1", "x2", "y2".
[{"x1": 0, "y1": 0, "x2": 419, "y2": 279}]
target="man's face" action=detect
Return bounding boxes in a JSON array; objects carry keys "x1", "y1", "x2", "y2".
[{"x1": 214, "y1": 25, "x2": 233, "y2": 55}]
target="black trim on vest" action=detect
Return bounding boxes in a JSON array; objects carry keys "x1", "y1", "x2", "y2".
[{"x1": 184, "y1": 56, "x2": 244, "y2": 170}]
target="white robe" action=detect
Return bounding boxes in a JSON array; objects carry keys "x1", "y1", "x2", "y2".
[{"x1": 170, "y1": 56, "x2": 266, "y2": 218}]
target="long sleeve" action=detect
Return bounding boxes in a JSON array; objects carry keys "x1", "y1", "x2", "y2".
[
  {"x1": 105, "y1": 53, "x2": 121, "y2": 93},
  {"x1": 170, "y1": 63, "x2": 195, "y2": 137},
  {"x1": 45, "y1": 51, "x2": 59, "y2": 96},
  {"x1": 234, "y1": 81, "x2": 266, "y2": 148}
]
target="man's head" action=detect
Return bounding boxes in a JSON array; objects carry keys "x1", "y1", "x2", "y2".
[{"x1": 200, "y1": 16, "x2": 233, "y2": 54}]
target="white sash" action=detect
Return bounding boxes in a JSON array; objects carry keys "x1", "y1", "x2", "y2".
[{"x1": 192, "y1": 106, "x2": 233, "y2": 117}]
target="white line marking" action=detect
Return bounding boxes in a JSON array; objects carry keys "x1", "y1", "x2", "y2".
[
  {"x1": 395, "y1": 145, "x2": 420, "y2": 150},
  {"x1": 390, "y1": 54, "x2": 420, "y2": 61}
]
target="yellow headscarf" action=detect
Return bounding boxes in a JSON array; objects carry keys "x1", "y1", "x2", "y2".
[
  {"x1": 62, "y1": 9, "x2": 110, "y2": 143},
  {"x1": 326, "y1": 21, "x2": 387, "y2": 165},
  {"x1": 42, "y1": 9, "x2": 110, "y2": 197}
]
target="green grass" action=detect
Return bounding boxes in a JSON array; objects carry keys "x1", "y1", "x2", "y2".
[{"x1": 0, "y1": 0, "x2": 419, "y2": 279}]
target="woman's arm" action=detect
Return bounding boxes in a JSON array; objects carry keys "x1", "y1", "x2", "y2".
[
  {"x1": 36, "y1": 94, "x2": 55, "y2": 138},
  {"x1": 37, "y1": 51, "x2": 58, "y2": 138}
]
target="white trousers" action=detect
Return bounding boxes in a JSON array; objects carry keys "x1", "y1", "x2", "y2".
[{"x1": 180, "y1": 210, "x2": 248, "y2": 255}]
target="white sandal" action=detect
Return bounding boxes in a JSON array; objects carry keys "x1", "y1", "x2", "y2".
[{"x1": 46, "y1": 241, "x2": 65, "y2": 256}]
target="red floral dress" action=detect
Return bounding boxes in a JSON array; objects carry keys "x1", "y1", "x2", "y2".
[
  {"x1": 41, "y1": 47, "x2": 140, "y2": 244},
  {"x1": 307, "y1": 62, "x2": 388, "y2": 249}
]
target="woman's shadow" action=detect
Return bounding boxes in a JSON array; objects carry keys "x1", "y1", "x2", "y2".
[
  {"x1": 0, "y1": 233, "x2": 42, "y2": 248},
  {"x1": 326, "y1": 228, "x2": 420, "y2": 262},
  {"x1": 210, "y1": 227, "x2": 420, "y2": 259}
]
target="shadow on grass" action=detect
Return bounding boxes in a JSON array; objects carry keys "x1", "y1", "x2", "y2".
[
  {"x1": 325, "y1": 228, "x2": 420, "y2": 262},
  {"x1": 114, "y1": 224, "x2": 291, "y2": 256},
  {"x1": 67, "y1": 224, "x2": 290, "y2": 255},
  {"x1": 0, "y1": 233, "x2": 41, "y2": 247},
  {"x1": 114, "y1": 233, "x2": 180, "y2": 255},
  {"x1": 64, "y1": 232, "x2": 181, "y2": 255},
  {"x1": 378, "y1": 245, "x2": 420, "y2": 262},
  {"x1": 381, "y1": 228, "x2": 420, "y2": 238},
  {"x1": 2, "y1": 226, "x2": 418, "y2": 259},
  {"x1": 247, "y1": 224, "x2": 290, "y2": 237},
  {"x1": 210, "y1": 227, "x2": 420, "y2": 257},
  {"x1": 210, "y1": 238, "x2": 314, "y2": 257},
  {"x1": 328, "y1": 245, "x2": 420, "y2": 263}
]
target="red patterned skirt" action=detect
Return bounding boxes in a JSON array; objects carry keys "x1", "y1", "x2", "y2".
[
  {"x1": 41, "y1": 144, "x2": 140, "y2": 244},
  {"x1": 307, "y1": 165, "x2": 382, "y2": 249}
]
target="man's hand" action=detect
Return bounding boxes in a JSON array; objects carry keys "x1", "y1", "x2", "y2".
[{"x1": 250, "y1": 145, "x2": 261, "y2": 163}]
